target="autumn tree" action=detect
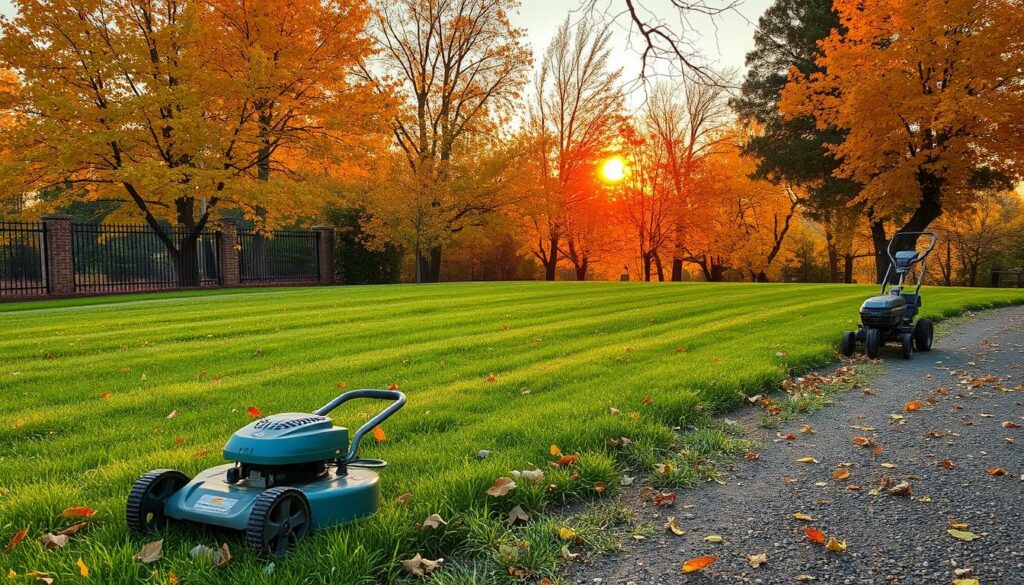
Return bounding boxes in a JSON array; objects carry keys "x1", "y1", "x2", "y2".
[
  {"x1": 781, "y1": 0, "x2": 1024, "y2": 281},
  {"x1": 528, "y1": 17, "x2": 624, "y2": 280},
  {"x1": 935, "y1": 189, "x2": 1024, "y2": 287},
  {"x1": 0, "y1": 0, "x2": 378, "y2": 284},
  {"x1": 731, "y1": 0, "x2": 860, "y2": 283},
  {"x1": 367, "y1": 0, "x2": 531, "y2": 282}
]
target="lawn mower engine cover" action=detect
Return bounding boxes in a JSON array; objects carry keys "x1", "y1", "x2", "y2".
[
  {"x1": 224, "y1": 413, "x2": 347, "y2": 465},
  {"x1": 859, "y1": 294, "x2": 907, "y2": 328}
]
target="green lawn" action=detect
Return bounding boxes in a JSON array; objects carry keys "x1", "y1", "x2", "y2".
[{"x1": 1, "y1": 282, "x2": 1022, "y2": 584}]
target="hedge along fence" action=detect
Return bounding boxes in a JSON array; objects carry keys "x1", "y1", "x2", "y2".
[{"x1": 0, "y1": 215, "x2": 334, "y2": 300}]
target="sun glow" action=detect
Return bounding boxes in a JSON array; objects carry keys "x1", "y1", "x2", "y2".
[{"x1": 599, "y1": 156, "x2": 627, "y2": 183}]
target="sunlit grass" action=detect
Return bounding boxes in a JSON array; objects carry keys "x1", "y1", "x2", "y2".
[{"x1": 1, "y1": 281, "x2": 1021, "y2": 583}]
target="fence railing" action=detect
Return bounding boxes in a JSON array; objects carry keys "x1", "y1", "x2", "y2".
[
  {"x1": 72, "y1": 223, "x2": 219, "y2": 293},
  {"x1": 991, "y1": 270, "x2": 1023, "y2": 288},
  {"x1": 238, "y1": 229, "x2": 320, "y2": 282},
  {"x1": 0, "y1": 220, "x2": 47, "y2": 297}
]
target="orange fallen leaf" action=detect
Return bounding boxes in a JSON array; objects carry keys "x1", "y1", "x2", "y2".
[
  {"x1": 852, "y1": 436, "x2": 873, "y2": 447},
  {"x1": 641, "y1": 395, "x2": 653, "y2": 405},
  {"x1": 174, "y1": 436, "x2": 185, "y2": 446},
  {"x1": 76, "y1": 558, "x2": 89, "y2": 578},
  {"x1": 804, "y1": 527, "x2": 826, "y2": 545},
  {"x1": 246, "y1": 406, "x2": 261, "y2": 419},
  {"x1": 745, "y1": 452, "x2": 760, "y2": 461},
  {"x1": 549, "y1": 444, "x2": 562, "y2": 457},
  {"x1": 652, "y1": 492, "x2": 676, "y2": 507},
  {"x1": 555, "y1": 454, "x2": 579, "y2": 467},
  {"x1": 485, "y1": 374, "x2": 497, "y2": 383},
  {"x1": 832, "y1": 469, "x2": 851, "y2": 481},
  {"x1": 336, "y1": 381, "x2": 347, "y2": 390},
  {"x1": 372, "y1": 426, "x2": 387, "y2": 442},
  {"x1": 6, "y1": 526, "x2": 28, "y2": 551},
  {"x1": 986, "y1": 467, "x2": 1007, "y2": 476},
  {"x1": 62, "y1": 507, "x2": 96, "y2": 518},
  {"x1": 682, "y1": 555, "x2": 717, "y2": 573},
  {"x1": 593, "y1": 482, "x2": 607, "y2": 493},
  {"x1": 904, "y1": 400, "x2": 922, "y2": 411},
  {"x1": 939, "y1": 459, "x2": 954, "y2": 469},
  {"x1": 388, "y1": 383, "x2": 398, "y2": 390},
  {"x1": 863, "y1": 388, "x2": 876, "y2": 396},
  {"x1": 99, "y1": 391, "x2": 112, "y2": 399},
  {"x1": 59, "y1": 523, "x2": 89, "y2": 536},
  {"x1": 1002, "y1": 421, "x2": 1021, "y2": 429}
]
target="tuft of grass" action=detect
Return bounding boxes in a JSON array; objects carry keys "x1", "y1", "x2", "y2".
[{"x1": 0, "y1": 281, "x2": 1021, "y2": 583}]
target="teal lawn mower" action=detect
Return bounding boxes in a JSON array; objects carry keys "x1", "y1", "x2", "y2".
[
  {"x1": 127, "y1": 389, "x2": 406, "y2": 557},
  {"x1": 841, "y1": 231, "x2": 937, "y2": 360}
]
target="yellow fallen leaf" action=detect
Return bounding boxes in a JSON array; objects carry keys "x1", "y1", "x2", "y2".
[
  {"x1": 948, "y1": 519, "x2": 968, "y2": 530},
  {"x1": 947, "y1": 529, "x2": 980, "y2": 541},
  {"x1": 952, "y1": 579, "x2": 980, "y2": 585},
  {"x1": 549, "y1": 444, "x2": 562, "y2": 457},
  {"x1": 825, "y1": 537, "x2": 847, "y2": 552},
  {"x1": 793, "y1": 513, "x2": 814, "y2": 521},
  {"x1": 704, "y1": 534, "x2": 723, "y2": 543},
  {"x1": 880, "y1": 463, "x2": 896, "y2": 468},
  {"x1": 557, "y1": 527, "x2": 577, "y2": 541},
  {"x1": 76, "y1": 558, "x2": 89, "y2": 578},
  {"x1": 664, "y1": 517, "x2": 686, "y2": 536},
  {"x1": 797, "y1": 457, "x2": 819, "y2": 464}
]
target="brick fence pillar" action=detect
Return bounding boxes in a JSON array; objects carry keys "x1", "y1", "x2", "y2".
[
  {"x1": 311, "y1": 226, "x2": 335, "y2": 285},
  {"x1": 217, "y1": 219, "x2": 240, "y2": 287},
  {"x1": 42, "y1": 214, "x2": 74, "y2": 296}
]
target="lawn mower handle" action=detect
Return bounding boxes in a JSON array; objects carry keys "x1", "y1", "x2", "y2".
[{"x1": 313, "y1": 389, "x2": 406, "y2": 464}]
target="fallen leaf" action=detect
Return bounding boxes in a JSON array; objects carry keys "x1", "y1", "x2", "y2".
[
  {"x1": 747, "y1": 552, "x2": 768, "y2": 568},
  {"x1": 133, "y1": 540, "x2": 163, "y2": 564},
  {"x1": 664, "y1": 517, "x2": 686, "y2": 536},
  {"x1": 948, "y1": 519, "x2": 969, "y2": 530},
  {"x1": 485, "y1": 374, "x2": 497, "y2": 383},
  {"x1": 793, "y1": 513, "x2": 814, "y2": 522},
  {"x1": 1002, "y1": 421, "x2": 1021, "y2": 429},
  {"x1": 832, "y1": 469, "x2": 851, "y2": 481},
  {"x1": 905, "y1": 400, "x2": 922, "y2": 411},
  {"x1": 607, "y1": 407, "x2": 620, "y2": 415},
  {"x1": 557, "y1": 527, "x2": 577, "y2": 541},
  {"x1": 166, "y1": 410, "x2": 178, "y2": 419},
  {"x1": 593, "y1": 481, "x2": 607, "y2": 493},
  {"x1": 939, "y1": 459, "x2": 954, "y2": 469},
  {"x1": 6, "y1": 526, "x2": 29, "y2": 551},
  {"x1": 387, "y1": 383, "x2": 398, "y2": 390},
  {"x1": 396, "y1": 493, "x2": 413, "y2": 504},
  {"x1": 422, "y1": 514, "x2": 447, "y2": 529},
  {"x1": 888, "y1": 481, "x2": 912, "y2": 497},
  {"x1": 555, "y1": 455, "x2": 579, "y2": 467},
  {"x1": 560, "y1": 545, "x2": 579, "y2": 561},
  {"x1": 986, "y1": 467, "x2": 1007, "y2": 476},
  {"x1": 641, "y1": 395, "x2": 653, "y2": 405},
  {"x1": 26, "y1": 571, "x2": 53, "y2": 584},
  {"x1": 520, "y1": 469, "x2": 544, "y2": 484},
  {"x1": 372, "y1": 426, "x2": 387, "y2": 442},
  {"x1": 549, "y1": 444, "x2": 562, "y2": 457},
  {"x1": 704, "y1": 534, "x2": 723, "y2": 543},
  {"x1": 863, "y1": 388, "x2": 876, "y2": 396},
  {"x1": 401, "y1": 553, "x2": 443, "y2": 577},
  {"x1": 795, "y1": 575, "x2": 817, "y2": 582},
  {"x1": 796, "y1": 457, "x2": 819, "y2": 464},
  {"x1": 745, "y1": 452, "x2": 760, "y2": 461},
  {"x1": 852, "y1": 436, "x2": 873, "y2": 446},
  {"x1": 800, "y1": 424, "x2": 816, "y2": 434},
  {"x1": 247, "y1": 406, "x2": 261, "y2": 419},
  {"x1": 507, "y1": 506, "x2": 529, "y2": 527},
  {"x1": 76, "y1": 558, "x2": 89, "y2": 578},
  {"x1": 59, "y1": 522, "x2": 89, "y2": 536},
  {"x1": 40, "y1": 533, "x2": 69, "y2": 550},
  {"x1": 682, "y1": 555, "x2": 717, "y2": 573},
  {"x1": 62, "y1": 507, "x2": 96, "y2": 518},
  {"x1": 486, "y1": 477, "x2": 517, "y2": 497},
  {"x1": 953, "y1": 579, "x2": 980, "y2": 585},
  {"x1": 804, "y1": 527, "x2": 826, "y2": 545},
  {"x1": 99, "y1": 391, "x2": 112, "y2": 399},
  {"x1": 825, "y1": 537, "x2": 847, "y2": 552},
  {"x1": 216, "y1": 543, "x2": 231, "y2": 569},
  {"x1": 947, "y1": 529, "x2": 980, "y2": 541},
  {"x1": 652, "y1": 492, "x2": 676, "y2": 507}
]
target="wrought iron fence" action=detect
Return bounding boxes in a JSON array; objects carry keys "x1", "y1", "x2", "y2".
[
  {"x1": 238, "y1": 229, "x2": 320, "y2": 282},
  {"x1": 0, "y1": 220, "x2": 47, "y2": 297},
  {"x1": 72, "y1": 223, "x2": 219, "y2": 293},
  {"x1": 991, "y1": 270, "x2": 1023, "y2": 288}
]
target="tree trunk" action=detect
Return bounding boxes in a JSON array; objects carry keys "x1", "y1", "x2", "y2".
[
  {"x1": 654, "y1": 252, "x2": 665, "y2": 282},
  {"x1": 755, "y1": 271, "x2": 768, "y2": 283},
  {"x1": 643, "y1": 255, "x2": 652, "y2": 281},
  {"x1": 825, "y1": 226, "x2": 840, "y2": 283},
  {"x1": 843, "y1": 254, "x2": 855, "y2": 284},
  {"x1": 709, "y1": 257, "x2": 726, "y2": 282},
  {"x1": 428, "y1": 246, "x2": 442, "y2": 282},
  {"x1": 171, "y1": 234, "x2": 201, "y2": 287},
  {"x1": 870, "y1": 219, "x2": 888, "y2": 285},
  {"x1": 670, "y1": 257, "x2": 683, "y2": 281},
  {"x1": 575, "y1": 256, "x2": 588, "y2": 281}
]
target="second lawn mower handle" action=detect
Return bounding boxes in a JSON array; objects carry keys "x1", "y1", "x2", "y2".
[{"x1": 314, "y1": 389, "x2": 407, "y2": 464}]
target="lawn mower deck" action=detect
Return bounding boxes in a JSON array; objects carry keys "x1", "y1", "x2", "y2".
[
  {"x1": 842, "y1": 231, "x2": 937, "y2": 360},
  {"x1": 127, "y1": 389, "x2": 405, "y2": 557}
]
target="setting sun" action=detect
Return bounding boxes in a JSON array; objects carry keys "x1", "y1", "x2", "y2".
[{"x1": 599, "y1": 156, "x2": 627, "y2": 183}]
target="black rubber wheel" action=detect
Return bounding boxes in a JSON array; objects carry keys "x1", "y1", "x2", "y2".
[
  {"x1": 900, "y1": 332, "x2": 913, "y2": 359},
  {"x1": 865, "y1": 328, "x2": 881, "y2": 359},
  {"x1": 914, "y1": 319, "x2": 934, "y2": 351},
  {"x1": 840, "y1": 331, "x2": 856, "y2": 357},
  {"x1": 126, "y1": 469, "x2": 190, "y2": 534},
  {"x1": 246, "y1": 487, "x2": 311, "y2": 558}
]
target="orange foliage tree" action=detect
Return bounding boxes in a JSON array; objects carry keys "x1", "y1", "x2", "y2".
[
  {"x1": 781, "y1": 0, "x2": 1024, "y2": 280},
  {"x1": 0, "y1": 0, "x2": 379, "y2": 283}
]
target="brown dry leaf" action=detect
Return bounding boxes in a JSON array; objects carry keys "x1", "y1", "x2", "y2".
[
  {"x1": 745, "y1": 452, "x2": 760, "y2": 461},
  {"x1": 796, "y1": 575, "x2": 817, "y2": 582},
  {"x1": 832, "y1": 469, "x2": 851, "y2": 481},
  {"x1": 852, "y1": 436, "x2": 873, "y2": 447},
  {"x1": 664, "y1": 517, "x2": 685, "y2": 536},
  {"x1": 554, "y1": 455, "x2": 579, "y2": 467},
  {"x1": 40, "y1": 533, "x2": 69, "y2": 550},
  {"x1": 59, "y1": 523, "x2": 89, "y2": 536},
  {"x1": 1002, "y1": 421, "x2": 1021, "y2": 429},
  {"x1": 486, "y1": 477, "x2": 517, "y2": 497},
  {"x1": 986, "y1": 467, "x2": 1007, "y2": 476},
  {"x1": 888, "y1": 481, "x2": 912, "y2": 497},
  {"x1": 215, "y1": 543, "x2": 232, "y2": 569},
  {"x1": 422, "y1": 514, "x2": 448, "y2": 529},
  {"x1": 641, "y1": 395, "x2": 653, "y2": 405},
  {"x1": 401, "y1": 553, "x2": 444, "y2": 578},
  {"x1": 872, "y1": 443, "x2": 884, "y2": 456},
  {"x1": 396, "y1": 493, "x2": 413, "y2": 504},
  {"x1": 863, "y1": 388, "x2": 876, "y2": 396},
  {"x1": 652, "y1": 492, "x2": 677, "y2": 507},
  {"x1": 681, "y1": 555, "x2": 717, "y2": 573},
  {"x1": 747, "y1": 552, "x2": 768, "y2": 568},
  {"x1": 939, "y1": 459, "x2": 955, "y2": 469},
  {"x1": 507, "y1": 506, "x2": 530, "y2": 527},
  {"x1": 6, "y1": 526, "x2": 29, "y2": 551},
  {"x1": 26, "y1": 571, "x2": 54, "y2": 584},
  {"x1": 62, "y1": 507, "x2": 96, "y2": 518},
  {"x1": 134, "y1": 540, "x2": 163, "y2": 564},
  {"x1": 593, "y1": 481, "x2": 607, "y2": 493},
  {"x1": 800, "y1": 424, "x2": 816, "y2": 434},
  {"x1": 948, "y1": 519, "x2": 969, "y2": 530}
]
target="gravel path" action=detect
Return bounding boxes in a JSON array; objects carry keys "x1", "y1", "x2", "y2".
[{"x1": 568, "y1": 306, "x2": 1024, "y2": 584}]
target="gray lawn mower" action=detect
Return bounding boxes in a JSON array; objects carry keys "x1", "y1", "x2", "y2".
[
  {"x1": 841, "y1": 231, "x2": 937, "y2": 360},
  {"x1": 127, "y1": 389, "x2": 406, "y2": 557}
]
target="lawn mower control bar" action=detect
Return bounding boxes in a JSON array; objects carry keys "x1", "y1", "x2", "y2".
[{"x1": 314, "y1": 389, "x2": 406, "y2": 464}]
